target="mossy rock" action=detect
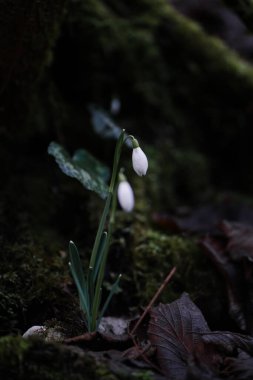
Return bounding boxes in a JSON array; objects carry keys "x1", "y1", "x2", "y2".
[
  {"x1": 132, "y1": 229, "x2": 228, "y2": 329},
  {"x1": 0, "y1": 336, "x2": 108, "y2": 380},
  {"x1": 0, "y1": 158, "x2": 94, "y2": 336},
  {"x1": 131, "y1": 229, "x2": 207, "y2": 302},
  {"x1": 0, "y1": 237, "x2": 81, "y2": 336},
  {"x1": 144, "y1": 143, "x2": 211, "y2": 211},
  {"x1": 0, "y1": 336, "x2": 156, "y2": 380}
]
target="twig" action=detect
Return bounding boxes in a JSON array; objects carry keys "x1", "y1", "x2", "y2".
[
  {"x1": 64, "y1": 331, "x2": 97, "y2": 344},
  {"x1": 130, "y1": 266, "x2": 176, "y2": 336}
]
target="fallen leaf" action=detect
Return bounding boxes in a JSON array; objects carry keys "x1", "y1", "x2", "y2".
[
  {"x1": 148, "y1": 294, "x2": 253, "y2": 379},
  {"x1": 201, "y1": 222, "x2": 253, "y2": 333},
  {"x1": 224, "y1": 353, "x2": 253, "y2": 380},
  {"x1": 186, "y1": 355, "x2": 224, "y2": 380},
  {"x1": 221, "y1": 221, "x2": 253, "y2": 261},
  {"x1": 148, "y1": 293, "x2": 220, "y2": 380},
  {"x1": 201, "y1": 331, "x2": 253, "y2": 355}
]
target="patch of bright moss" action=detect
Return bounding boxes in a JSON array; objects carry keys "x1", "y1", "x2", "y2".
[{"x1": 132, "y1": 229, "x2": 201, "y2": 303}]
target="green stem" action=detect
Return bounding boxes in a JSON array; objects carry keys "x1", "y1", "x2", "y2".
[
  {"x1": 125, "y1": 135, "x2": 139, "y2": 148},
  {"x1": 89, "y1": 130, "x2": 125, "y2": 270},
  {"x1": 109, "y1": 183, "x2": 118, "y2": 227},
  {"x1": 109, "y1": 130, "x2": 125, "y2": 192}
]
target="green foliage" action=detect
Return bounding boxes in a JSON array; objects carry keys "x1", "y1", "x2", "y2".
[
  {"x1": 73, "y1": 149, "x2": 110, "y2": 182},
  {"x1": 48, "y1": 142, "x2": 109, "y2": 199}
]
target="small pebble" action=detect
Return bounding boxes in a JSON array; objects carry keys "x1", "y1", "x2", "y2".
[{"x1": 23, "y1": 326, "x2": 46, "y2": 338}]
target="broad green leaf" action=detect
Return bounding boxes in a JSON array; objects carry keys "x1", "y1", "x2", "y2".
[
  {"x1": 48, "y1": 142, "x2": 109, "y2": 199},
  {"x1": 73, "y1": 149, "x2": 110, "y2": 182}
]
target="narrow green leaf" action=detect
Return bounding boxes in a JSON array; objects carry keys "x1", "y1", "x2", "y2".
[
  {"x1": 69, "y1": 241, "x2": 90, "y2": 319},
  {"x1": 90, "y1": 237, "x2": 111, "y2": 331},
  {"x1": 91, "y1": 288, "x2": 102, "y2": 332},
  {"x1": 69, "y1": 263, "x2": 89, "y2": 318},
  {"x1": 109, "y1": 130, "x2": 125, "y2": 192},
  {"x1": 97, "y1": 274, "x2": 122, "y2": 328},
  {"x1": 69, "y1": 241, "x2": 86, "y2": 290},
  {"x1": 87, "y1": 266, "x2": 94, "y2": 310}
]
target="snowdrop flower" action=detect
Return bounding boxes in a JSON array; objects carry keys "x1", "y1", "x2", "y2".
[
  {"x1": 117, "y1": 176, "x2": 134, "y2": 212},
  {"x1": 132, "y1": 138, "x2": 148, "y2": 176}
]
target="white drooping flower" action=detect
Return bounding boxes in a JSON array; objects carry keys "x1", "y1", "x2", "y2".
[
  {"x1": 117, "y1": 180, "x2": 134, "y2": 212},
  {"x1": 132, "y1": 138, "x2": 148, "y2": 176}
]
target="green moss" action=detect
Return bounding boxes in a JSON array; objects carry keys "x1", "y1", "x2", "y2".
[
  {"x1": 0, "y1": 237, "x2": 78, "y2": 336},
  {"x1": 0, "y1": 336, "x2": 156, "y2": 380},
  {"x1": 63, "y1": 0, "x2": 253, "y2": 124},
  {"x1": 57, "y1": 0, "x2": 253, "y2": 192},
  {"x1": 0, "y1": 336, "x2": 96, "y2": 380},
  {"x1": 95, "y1": 367, "x2": 119, "y2": 380},
  {"x1": 132, "y1": 372, "x2": 153, "y2": 380},
  {"x1": 144, "y1": 143, "x2": 211, "y2": 211},
  {"x1": 112, "y1": 203, "x2": 226, "y2": 328},
  {"x1": 0, "y1": 336, "x2": 30, "y2": 371},
  {"x1": 132, "y1": 229, "x2": 198, "y2": 303},
  {"x1": 0, "y1": 163, "x2": 92, "y2": 336}
]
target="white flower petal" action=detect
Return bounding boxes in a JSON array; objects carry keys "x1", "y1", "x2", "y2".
[
  {"x1": 132, "y1": 147, "x2": 148, "y2": 176},
  {"x1": 117, "y1": 181, "x2": 134, "y2": 212}
]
